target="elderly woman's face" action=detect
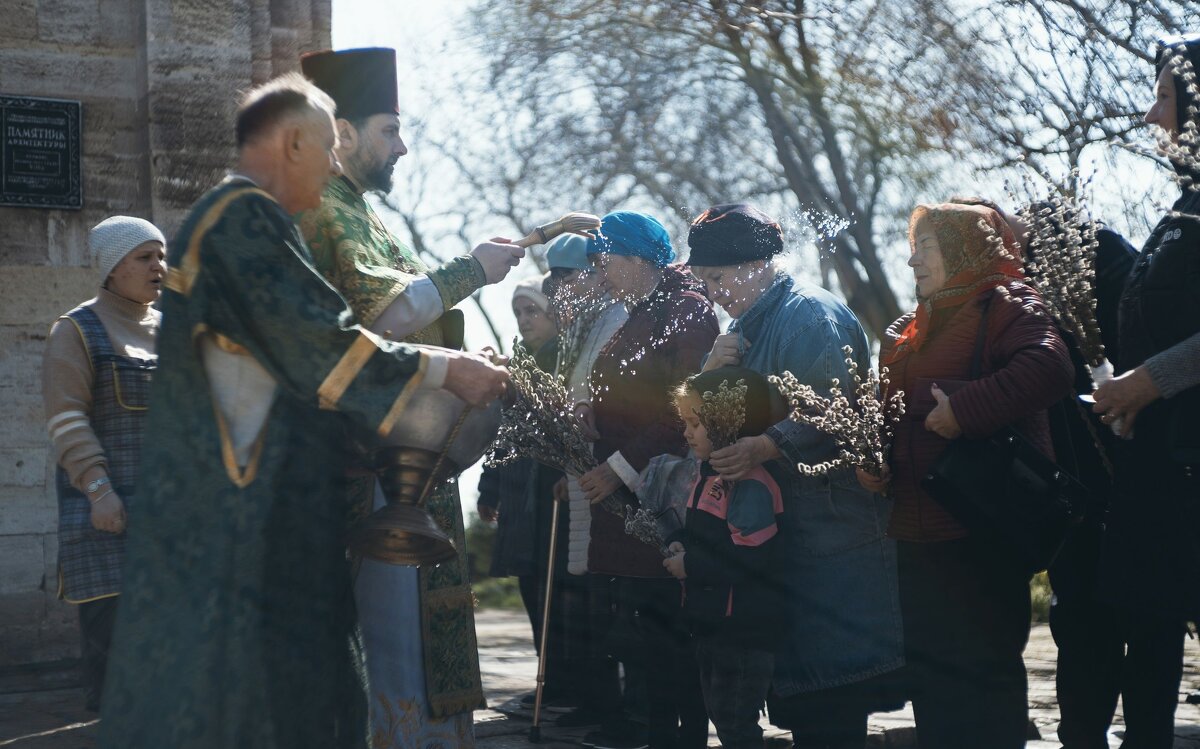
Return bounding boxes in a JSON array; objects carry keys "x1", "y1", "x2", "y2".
[
  {"x1": 908, "y1": 221, "x2": 947, "y2": 298},
  {"x1": 592, "y1": 252, "x2": 647, "y2": 300},
  {"x1": 1146, "y1": 65, "x2": 1179, "y2": 140},
  {"x1": 690, "y1": 262, "x2": 770, "y2": 318}
]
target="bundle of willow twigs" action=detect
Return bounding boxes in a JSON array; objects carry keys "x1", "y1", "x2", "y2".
[
  {"x1": 486, "y1": 342, "x2": 595, "y2": 476},
  {"x1": 1016, "y1": 178, "x2": 1106, "y2": 369},
  {"x1": 769, "y1": 346, "x2": 905, "y2": 477},
  {"x1": 486, "y1": 341, "x2": 660, "y2": 547}
]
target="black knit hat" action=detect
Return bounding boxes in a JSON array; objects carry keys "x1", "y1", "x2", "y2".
[
  {"x1": 301, "y1": 48, "x2": 399, "y2": 120},
  {"x1": 687, "y1": 203, "x2": 784, "y2": 267}
]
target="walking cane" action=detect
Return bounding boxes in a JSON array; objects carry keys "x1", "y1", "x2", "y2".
[{"x1": 529, "y1": 495, "x2": 563, "y2": 743}]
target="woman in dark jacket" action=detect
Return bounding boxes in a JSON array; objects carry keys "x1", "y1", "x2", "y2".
[
  {"x1": 576, "y1": 210, "x2": 719, "y2": 749},
  {"x1": 1090, "y1": 32, "x2": 1200, "y2": 748},
  {"x1": 860, "y1": 203, "x2": 1073, "y2": 749},
  {"x1": 477, "y1": 276, "x2": 567, "y2": 704}
]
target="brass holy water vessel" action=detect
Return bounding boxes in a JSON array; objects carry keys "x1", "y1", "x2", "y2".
[{"x1": 346, "y1": 388, "x2": 502, "y2": 566}]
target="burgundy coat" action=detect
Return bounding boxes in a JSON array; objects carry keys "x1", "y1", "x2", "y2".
[
  {"x1": 882, "y1": 282, "x2": 1073, "y2": 542},
  {"x1": 588, "y1": 265, "x2": 719, "y2": 576}
]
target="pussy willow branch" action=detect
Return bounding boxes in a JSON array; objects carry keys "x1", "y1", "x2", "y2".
[{"x1": 769, "y1": 346, "x2": 905, "y2": 477}]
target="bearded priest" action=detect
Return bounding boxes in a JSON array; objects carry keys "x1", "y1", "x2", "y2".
[{"x1": 296, "y1": 47, "x2": 524, "y2": 747}]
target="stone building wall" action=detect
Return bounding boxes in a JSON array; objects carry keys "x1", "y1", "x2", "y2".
[{"x1": 0, "y1": 0, "x2": 331, "y2": 667}]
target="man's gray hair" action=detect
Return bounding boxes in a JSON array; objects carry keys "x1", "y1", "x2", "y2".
[{"x1": 235, "y1": 72, "x2": 336, "y2": 148}]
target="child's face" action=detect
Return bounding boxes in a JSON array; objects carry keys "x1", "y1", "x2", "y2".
[{"x1": 678, "y1": 393, "x2": 714, "y2": 460}]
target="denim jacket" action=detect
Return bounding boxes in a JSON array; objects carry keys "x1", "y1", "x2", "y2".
[{"x1": 731, "y1": 273, "x2": 904, "y2": 694}]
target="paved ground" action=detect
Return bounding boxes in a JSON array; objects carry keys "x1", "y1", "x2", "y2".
[{"x1": 2, "y1": 608, "x2": 1200, "y2": 748}]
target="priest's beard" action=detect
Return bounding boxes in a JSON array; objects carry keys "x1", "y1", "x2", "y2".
[
  {"x1": 360, "y1": 158, "x2": 395, "y2": 194},
  {"x1": 349, "y1": 152, "x2": 396, "y2": 194}
]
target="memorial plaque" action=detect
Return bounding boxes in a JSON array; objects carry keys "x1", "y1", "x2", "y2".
[{"x1": 1, "y1": 95, "x2": 82, "y2": 210}]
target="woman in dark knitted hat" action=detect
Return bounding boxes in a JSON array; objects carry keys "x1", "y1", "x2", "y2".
[{"x1": 686, "y1": 203, "x2": 903, "y2": 749}]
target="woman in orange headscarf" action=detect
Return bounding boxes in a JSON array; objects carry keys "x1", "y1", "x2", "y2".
[{"x1": 859, "y1": 203, "x2": 1073, "y2": 749}]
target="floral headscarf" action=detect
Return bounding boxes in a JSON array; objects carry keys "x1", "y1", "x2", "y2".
[{"x1": 884, "y1": 203, "x2": 1023, "y2": 364}]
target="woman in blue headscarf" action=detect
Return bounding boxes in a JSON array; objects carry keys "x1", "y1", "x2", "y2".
[{"x1": 575, "y1": 210, "x2": 719, "y2": 749}]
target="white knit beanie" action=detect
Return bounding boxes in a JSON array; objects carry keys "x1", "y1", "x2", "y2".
[
  {"x1": 512, "y1": 273, "x2": 551, "y2": 312},
  {"x1": 91, "y1": 216, "x2": 166, "y2": 283}
]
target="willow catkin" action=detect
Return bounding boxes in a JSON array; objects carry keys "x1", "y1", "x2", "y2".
[{"x1": 769, "y1": 346, "x2": 905, "y2": 478}]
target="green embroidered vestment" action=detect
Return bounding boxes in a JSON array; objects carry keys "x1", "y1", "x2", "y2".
[{"x1": 98, "y1": 178, "x2": 436, "y2": 749}]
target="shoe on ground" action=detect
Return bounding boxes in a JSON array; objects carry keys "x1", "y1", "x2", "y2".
[
  {"x1": 520, "y1": 690, "x2": 564, "y2": 707},
  {"x1": 580, "y1": 728, "x2": 649, "y2": 749},
  {"x1": 553, "y1": 707, "x2": 606, "y2": 727},
  {"x1": 519, "y1": 691, "x2": 575, "y2": 713}
]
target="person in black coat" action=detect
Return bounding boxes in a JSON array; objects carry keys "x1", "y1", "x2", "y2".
[
  {"x1": 477, "y1": 278, "x2": 570, "y2": 705},
  {"x1": 1091, "y1": 32, "x2": 1200, "y2": 748}
]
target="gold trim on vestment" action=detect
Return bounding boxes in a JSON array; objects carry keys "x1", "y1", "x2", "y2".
[
  {"x1": 191, "y1": 324, "x2": 269, "y2": 488},
  {"x1": 213, "y1": 403, "x2": 267, "y2": 489},
  {"x1": 165, "y1": 185, "x2": 273, "y2": 297},
  {"x1": 318, "y1": 331, "x2": 381, "y2": 410},
  {"x1": 210, "y1": 331, "x2": 251, "y2": 356},
  {"x1": 376, "y1": 352, "x2": 429, "y2": 437}
]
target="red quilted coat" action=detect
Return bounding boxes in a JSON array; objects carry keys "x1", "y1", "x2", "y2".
[{"x1": 881, "y1": 281, "x2": 1073, "y2": 541}]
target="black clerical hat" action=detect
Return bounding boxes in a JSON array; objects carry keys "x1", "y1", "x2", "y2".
[{"x1": 300, "y1": 47, "x2": 399, "y2": 120}]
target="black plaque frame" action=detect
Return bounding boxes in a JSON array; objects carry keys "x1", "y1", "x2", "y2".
[{"x1": 1, "y1": 95, "x2": 82, "y2": 210}]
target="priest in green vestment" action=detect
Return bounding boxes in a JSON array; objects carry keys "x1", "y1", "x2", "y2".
[
  {"x1": 295, "y1": 48, "x2": 525, "y2": 746},
  {"x1": 96, "y1": 74, "x2": 510, "y2": 749}
]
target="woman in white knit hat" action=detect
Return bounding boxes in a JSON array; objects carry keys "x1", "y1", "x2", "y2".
[{"x1": 41, "y1": 215, "x2": 166, "y2": 712}]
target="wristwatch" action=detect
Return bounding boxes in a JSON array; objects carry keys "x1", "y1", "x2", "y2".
[{"x1": 86, "y1": 476, "x2": 110, "y2": 494}]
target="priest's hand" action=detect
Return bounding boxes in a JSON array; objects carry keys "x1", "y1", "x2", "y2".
[
  {"x1": 444, "y1": 352, "x2": 510, "y2": 406},
  {"x1": 924, "y1": 384, "x2": 962, "y2": 440},
  {"x1": 580, "y1": 462, "x2": 624, "y2": 504},
  {"x1": 709, "y1": 435, "x2": 780, "y2": 481},
  {"x1": 472, "y1": 238, "x2": 525, "y2": 285},
  {"x1": 91, "y1": 491, "x2": 127, "y2": 534},
  {"x1": 702, "y1": 332, "x2": 747, "y2": 371}
]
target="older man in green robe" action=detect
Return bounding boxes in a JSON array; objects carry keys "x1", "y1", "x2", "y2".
[
  {"x1": 96, "y1": 73, "x2": 508, "y2": 749},
  {"x1": 295, "y1": 48, "x2": 524, "y2": 745}
]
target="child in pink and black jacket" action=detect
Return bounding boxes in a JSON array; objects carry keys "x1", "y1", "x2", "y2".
[{"x1": 663, "y1": 366, "x2": 786, "y2": 749}]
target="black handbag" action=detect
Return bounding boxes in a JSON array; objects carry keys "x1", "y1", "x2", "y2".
[{"x1": 920, "y1": 296, "x2": 1089, "y2": 575}]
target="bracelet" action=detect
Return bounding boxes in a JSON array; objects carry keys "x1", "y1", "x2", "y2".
[{"x1": 89, "y1": 488, "x2": 114, "y2": 505}]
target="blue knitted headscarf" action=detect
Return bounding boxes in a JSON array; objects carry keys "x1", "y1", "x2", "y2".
[{"x1": 586, "y1": 210, "x2": 675, "y2": 268}]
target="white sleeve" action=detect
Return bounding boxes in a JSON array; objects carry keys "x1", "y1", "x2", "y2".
[{"x1": 367, "y1": 276, "x2": 445, "y2": 341}]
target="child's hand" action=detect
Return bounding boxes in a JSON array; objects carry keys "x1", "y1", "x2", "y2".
[{"x1": 663, "y1": 543, "x2": 687, "y2": 579}]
